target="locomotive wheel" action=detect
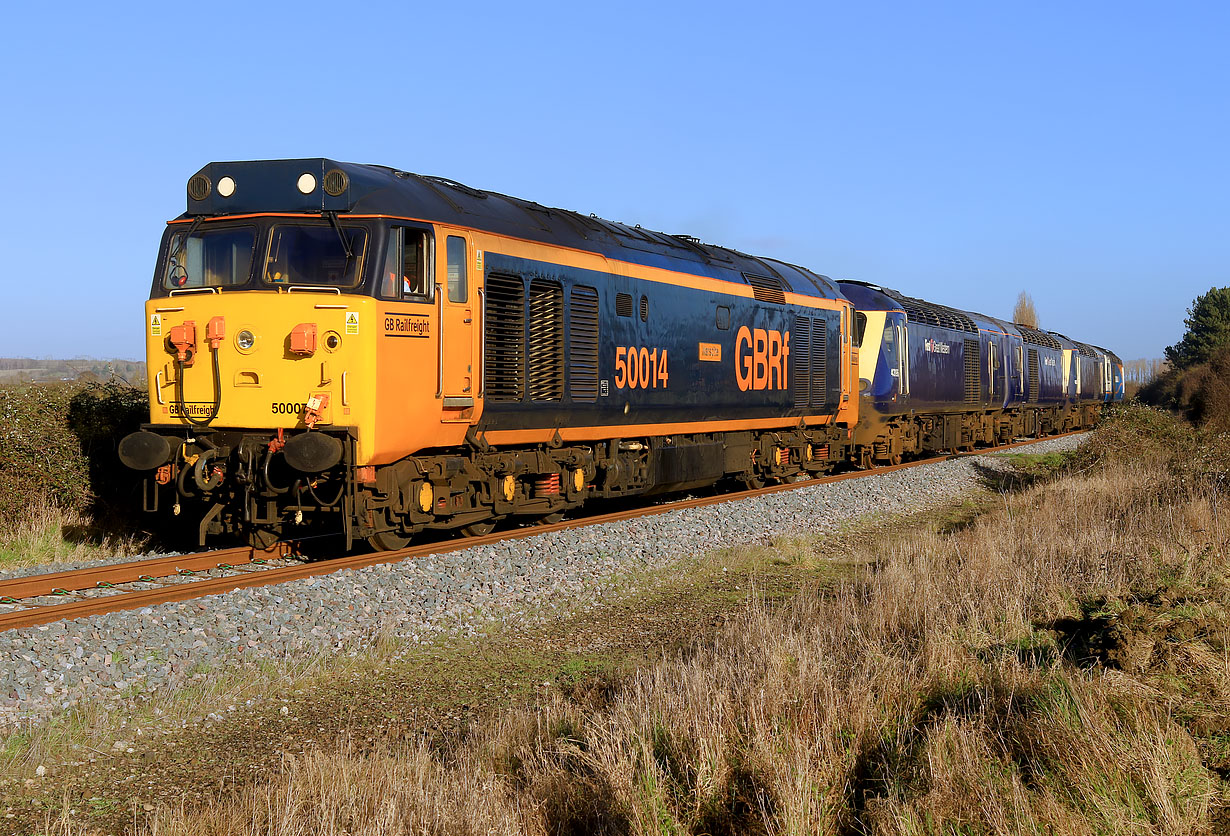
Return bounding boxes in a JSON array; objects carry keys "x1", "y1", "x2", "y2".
[
  {"x1": 367, "y1": 530, "x2": 412, "y2": 551},
  {"x1": 460, "y1": 520, "x2": 496, "y2": 537},
  {"x1": 740, "y1": 473, "x2": 766, "y2": 490}
]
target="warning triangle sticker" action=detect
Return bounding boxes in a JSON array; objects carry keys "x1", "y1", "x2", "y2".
[{"x1": 345, "y1": 313, "x2": 358, "y2": 324}]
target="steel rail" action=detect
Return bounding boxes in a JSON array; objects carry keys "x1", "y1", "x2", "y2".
[
  {"x1": 0, "y1": 544, "x2": 294, "y2": 602},
  {"x1": 0, "y1": 432, "x2": 1081, "y2": 632}
]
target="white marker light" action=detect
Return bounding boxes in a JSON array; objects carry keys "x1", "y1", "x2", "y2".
[
  {"x1": 217, "y1": 176, "x2": 236, "y2": 198},
  {"x1": 297, "y1": 173, "x2": 317, "y2": 194},
  {"x1": 236, "y1": 330, "x2": 255, "y2": 350}
]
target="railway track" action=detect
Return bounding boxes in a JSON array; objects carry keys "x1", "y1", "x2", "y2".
[{"x1": 0, "y1": 432, "x2": 1080, "y2": 632}]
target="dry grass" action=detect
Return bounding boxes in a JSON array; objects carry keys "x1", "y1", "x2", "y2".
[
  {"x1": 121, "y1": 405, "x2": 1228, "y2": 835},
  {"x1": 0, "y1": 494, "x2": 147, "y2": 570}
]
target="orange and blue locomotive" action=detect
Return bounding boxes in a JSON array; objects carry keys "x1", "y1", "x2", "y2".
[{"x1": 119, "y1": 159, "x2": 859, "y2": 548}]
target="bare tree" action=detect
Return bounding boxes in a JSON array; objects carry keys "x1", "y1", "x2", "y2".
[{"x1": 1013, "y1": 292, "x2": 1039, "y2": 329}]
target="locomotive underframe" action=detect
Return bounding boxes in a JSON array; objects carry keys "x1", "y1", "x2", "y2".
[
  {"x1": 136, "y1": 422, "x2": 850, "y2": 550},
  {"x1": 851, "y1": 402, "x2": 1107, "y2": 468}
]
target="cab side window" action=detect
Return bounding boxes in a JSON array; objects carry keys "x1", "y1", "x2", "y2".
[
  {"x1": 446, "y1": 236, "x2": 467, "y2": 302},
  {"x1": 379, "y1": 228, "x2": 430, "y2": 299}
]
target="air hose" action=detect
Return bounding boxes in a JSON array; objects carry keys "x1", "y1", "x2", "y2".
[{"x1": 175, "y1": 346, "x2": 222, "y2": 428}]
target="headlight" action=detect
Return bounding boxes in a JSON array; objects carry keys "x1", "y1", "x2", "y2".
[
  {"x1": 297, "y1": 173, "x2": 317, "y2": 194},
  {"x1": 217, "y1": 176, "x2": 236, "y2": 198},
  {"x1": 236, "y1": 330, "x2": 255, "y2": 350}
]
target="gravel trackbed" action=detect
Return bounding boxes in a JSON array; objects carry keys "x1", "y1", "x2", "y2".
[{"x1": 0, "y1": 435, "x2": 1086, "y2": 726}]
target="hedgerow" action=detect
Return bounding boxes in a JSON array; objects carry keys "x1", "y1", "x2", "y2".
[{"x1": 0, "y1": 381, "x2": 148, "y2": 528}]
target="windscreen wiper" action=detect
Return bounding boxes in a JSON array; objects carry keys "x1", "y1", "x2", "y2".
[
  {"x1": 325, "y1": 211, "x2": 354, "y2": 261},
  {"x1": 169, "y1": 216, "x2": 206, "y2": 262}
]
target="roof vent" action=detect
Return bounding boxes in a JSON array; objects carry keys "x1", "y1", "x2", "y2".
[{"x1": 744, "y1": 274, "x2": 787, "y2": 305}]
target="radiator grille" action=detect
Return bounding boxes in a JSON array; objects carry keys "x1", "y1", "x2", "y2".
[
  {"x1": 792, "y1": 317, "x2": 811, "y2": 407},
  {"x1": 1018, "y1": 325, "x2": 1061, "y2": 350},
  {"x1": 791, "y1": 315, "x2": 829, "y2": 410},
  {"x1": 484, "y1": 273, "x2": 525, "y2": 402},
  {"x1": 811, "y1": 317, "x2": 827, "y2": 408},
  {"x1": 1028, "y1": 348, "x2": 1039, "y2": 403},
  {"x1": 569, "y1": 285, "x2": 599, "y2": 402},
  {"x1": 964, "y1": 339, "x2": 981, "y2": 403},
  {"x1": 882, "y1": 291, "x2": 976, "y2": 333},
  {"x1": 528, "y1": 279, "x2": 564, "y2": 401}
]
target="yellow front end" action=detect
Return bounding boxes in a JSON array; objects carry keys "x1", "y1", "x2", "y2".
[{"x1": 144, "y1": 291, "x2": 377, "y2": 462}]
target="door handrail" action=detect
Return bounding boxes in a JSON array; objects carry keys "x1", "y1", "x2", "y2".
[{"x1": 435, "y1": 283, "x2": 444, "y2": 399}]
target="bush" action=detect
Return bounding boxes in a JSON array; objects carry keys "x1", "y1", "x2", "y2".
[
  {"x1": 0, "y1": 380, "x2": 148, "y2": 530},
  {"x1": 1140, "y1": 344, "x2": 1230, "y2": 433}
]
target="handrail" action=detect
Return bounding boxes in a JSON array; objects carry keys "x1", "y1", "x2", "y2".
[
  {"x1": 477, "y1": 287, "x2": 485, "y2": 398},
  {"x1": 287, "y1": 286, "x2": 341, "y2": 294},
  {"x1": 435, "y1": 283, "x2": 444, "y2": 399}
]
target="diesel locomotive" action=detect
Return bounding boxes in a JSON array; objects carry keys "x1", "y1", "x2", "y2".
[
  {"x1": 118, "y1": 158, "x2": 1122, "y2": 550},
  {"x1": 118, "y1": 159, "x2": 858, "y2": 549}
]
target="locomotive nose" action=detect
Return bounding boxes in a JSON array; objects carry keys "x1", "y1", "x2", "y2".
[{"x1": 118, "y1": 431, "x2": 172, "y2": 471}]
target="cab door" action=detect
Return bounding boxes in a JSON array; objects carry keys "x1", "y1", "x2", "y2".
[
  {"x1": 437, "y1": 230, "x2": 475, "y2": 423},
  {"x1": 988, "y1": 339, "x2": 999, "y2": 404}
]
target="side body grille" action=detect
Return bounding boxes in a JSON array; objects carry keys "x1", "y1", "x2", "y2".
[
  {"x1": 484, "y1": 273, "x2": 525, "y2": 402},
  {"x1": 792, "y1": 316, "x2": 811, "y2": 408},
  {"x1": 527, "y1": 279, "x2": 564, "y2": 401},
  {"x1": 791, "y1": 314, "x2": 829, "y2": 410},
  {"x1": 964, "y1": 339, "x2": 981, "y2": 403},
  {"x1": 569, "y1": 286, "x2": 599, "y2": 402},
  {"x1": 1028, "y1": 348, "x2": 1040, "y2": 402}
]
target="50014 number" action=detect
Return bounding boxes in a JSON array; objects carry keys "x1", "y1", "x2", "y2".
[{"x1": 615, "y1": 346, "x2": 669, "y2": 389}]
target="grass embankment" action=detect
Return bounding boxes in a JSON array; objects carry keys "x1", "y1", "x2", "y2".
[{"x1": 0, "y1": 382, "x2": 148, "y2": 568}]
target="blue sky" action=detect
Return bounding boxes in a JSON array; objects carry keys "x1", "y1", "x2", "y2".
[{"x1": 0, "y1": 1, "x2": 1225, "y2": 361}]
